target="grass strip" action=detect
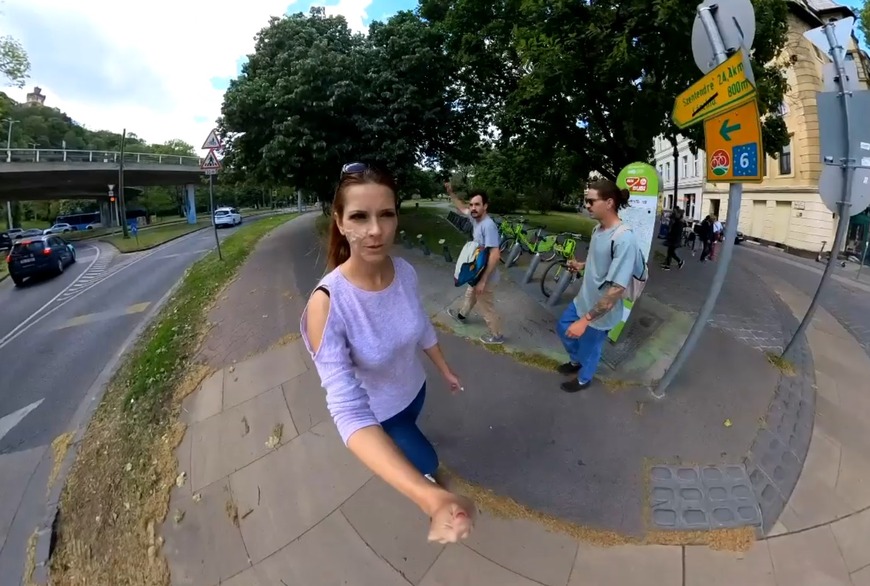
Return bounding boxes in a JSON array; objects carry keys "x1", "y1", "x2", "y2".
[
  {"x1": 48, "y1": 213, "x2": 297, "y2": 586},
  {"x1": 102, "y1": 221, "x2": 212, "y2": 253}
]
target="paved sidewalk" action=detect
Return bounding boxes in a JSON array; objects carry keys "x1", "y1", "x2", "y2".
[
  {"x1": 164, "y1": 323, "x2": 870, "y2": 585},
  {"x1": 160, "y1": 214, "x2": 870, "y2": 584}
]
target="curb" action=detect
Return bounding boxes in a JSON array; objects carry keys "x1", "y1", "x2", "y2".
[
  {"x1": 104, "y1": 225, "x2": 212, "y2": 254},
  {"x1": 30, "y1": 273, "x2": 187, "y2": 585}
]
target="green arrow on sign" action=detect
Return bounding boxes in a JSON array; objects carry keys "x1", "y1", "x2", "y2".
[{"x1": 720, "y1": 119, "x2": 741, "y2": 141}]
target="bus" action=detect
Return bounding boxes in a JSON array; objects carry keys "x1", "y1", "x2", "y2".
[{"x1": 56, "y1": 212, "x2": 101, "y2": 231}]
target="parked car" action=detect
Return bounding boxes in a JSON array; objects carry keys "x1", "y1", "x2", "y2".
[
  {"x1": 44, "y1": 223, "x2": 74, "y2": 234},
  {"x1": 0, "y1": 231, "x2": 11, "y2": 251},
  {"x1": 721, "y1": 223, "x2": 745, "y2": 245},
  {"x1": 214, "y1": 207, "x2": 242, "y2": 227},
  {"x1": 14, "y1": 228, "x2": 45, "y2": 240},
  {"x1": 5, "y1": 235, "x2": 76, "y2": 287},
  {"x1": 6, "y1": 227, "x2": 23, "y2": 239}
]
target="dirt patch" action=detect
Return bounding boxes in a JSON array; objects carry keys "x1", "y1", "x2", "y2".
[
  {"x1": 49, "y1": 215, "x2": 297, "y2": 586},
  {"x1": 439, "y1": 467, "x2": 756, "y2": 552},
  {"x1": 765, "y1": 352, "x2": 796, "y2": 376},
  {"x1": 48, "y1": 432, "x2": 74, "y2": 493}
]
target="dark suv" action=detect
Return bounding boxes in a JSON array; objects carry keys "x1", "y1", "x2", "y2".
[{"x1": 5, "y1": 235, "x2": 77, "y2": 287}]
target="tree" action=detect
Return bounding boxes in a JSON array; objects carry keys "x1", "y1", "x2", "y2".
[
  {"x1": 860, "y1": 0, "x2": 869, "y2": 47},
  {"x1": 421, "y1": 0, "x2": 791, "y2": 179},
  {"x1": 218, "y1": 7, "x2": 477, "y2": 205}
]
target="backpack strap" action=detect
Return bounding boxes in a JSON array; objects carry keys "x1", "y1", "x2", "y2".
[{"x1": 314, "y1": 285, "x2": 330, "y2": 298}]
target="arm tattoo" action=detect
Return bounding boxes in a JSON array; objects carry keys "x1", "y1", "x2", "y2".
[{"x1": 585, "y1": 284, "x2": 625, "y2": 321}]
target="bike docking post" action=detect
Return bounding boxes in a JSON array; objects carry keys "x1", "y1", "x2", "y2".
[
  {"x1": 505, "y1": 241, "x2": 522, "y2": 267},
  {"x1": 400, "y1": 230, "x2": 412, "y2": 248},
  {"x1": 524, "y1": 253, "x2": 542, "y2": 284},
  {"x1": 417, "y1": 234, "x2": 431, "y2": 256},
  {"x1": 547, "y1": 269, "x2": 574, "y2": 307},
  {"x1": 439, "y1": 239, "x2": 453, "y2": 263}
]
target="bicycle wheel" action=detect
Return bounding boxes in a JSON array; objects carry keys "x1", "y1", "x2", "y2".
[
  {"x1": 538, "y1": 248, "x2": 557, "y2": 262},
  {"x1": 499, "y1": 237, "x2": 515, "y2": 263},
  {"x1": 541, "y1": 260, "x2": 567, "y2": 298}
]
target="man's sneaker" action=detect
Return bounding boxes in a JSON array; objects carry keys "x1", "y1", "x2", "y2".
[
  {"x1": 560, "y1": 379, "x2": 592, "y2": 393},
  {"x1": 557, "y1": 361, "x2": 582, "y2": 375},
  {"x1": 424, "y1": 473, "x2": 438, "y2": 484},
  {"x1": 480, "y1": 334, "x2": 505, "y2": 345},
  {"x1": 447, "y1": 309, "x2": 466, "y2": 322},
  {"x1": 678, "y1": 260, "x2": 685, "y2": 269}
]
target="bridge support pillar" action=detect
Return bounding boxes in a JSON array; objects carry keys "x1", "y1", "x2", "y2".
[
  {"x1": 184, "y1": 184, "x2": 197, "y2": 224},
  {"x1": 99, "y1": 200, "x2": 112, "y2": 227}
]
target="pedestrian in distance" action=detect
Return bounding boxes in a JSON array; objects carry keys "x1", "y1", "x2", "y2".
[
  {"x1": 699, "y1": 215, "x2": 715, "y2": 262},
  {"x1": 555, "y1": 179, "x2": 647, "y2": 392},
  {"x1": 444, "y1": 182, "x2": 505, "y2": 345},
  {"x1": 302, "y1": 162, "x2": 475, "y2": 544},
  {"x1": 661, "y1": 207, "x2": 685, "y2": 271}
]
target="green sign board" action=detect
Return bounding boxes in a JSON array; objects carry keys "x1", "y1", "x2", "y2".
[{"x1": 609, "y1": 162, "x2": 659, "y2": 343}]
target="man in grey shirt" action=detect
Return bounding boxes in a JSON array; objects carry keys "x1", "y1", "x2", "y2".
[
  {"x1": 556, "y1": 179, "x2": 645, "y2": 392},
  {"x1": 445, "y1": 184, "x2": 504, "y2": 344}
]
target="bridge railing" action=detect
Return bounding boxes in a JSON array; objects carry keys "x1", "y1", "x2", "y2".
[{"x1": 2, "y1": 148, "x2": 201, "y2": 167}]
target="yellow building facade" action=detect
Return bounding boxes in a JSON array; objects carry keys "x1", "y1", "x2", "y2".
[{"x1": 702, "y1": 0, "x2": 869, "y2": 254}]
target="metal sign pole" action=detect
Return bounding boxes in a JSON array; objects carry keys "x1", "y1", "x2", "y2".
[
  {"x1": 653, "y1": 6, "x2": 744, "y2": 398},
  {"x1": 209, "y1": 173, "x2": 223, "y2": 260},
  {"x1": 782, "y1": 22, "x2": 855, "y2": 357}
]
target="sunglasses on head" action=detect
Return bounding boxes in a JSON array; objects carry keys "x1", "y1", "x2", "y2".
[{"x1": 341, "y1": 162, "x2": 369, "y2": 177}]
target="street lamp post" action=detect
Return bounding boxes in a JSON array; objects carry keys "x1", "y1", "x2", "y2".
[
  {"x1": 118, "y1": 129, "x2": 129, "y2": 239},
  {"x1": 4, "y1": 118, "x2": 17, "y2": 163}
]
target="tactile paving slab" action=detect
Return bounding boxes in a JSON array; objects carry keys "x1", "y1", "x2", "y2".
[{"x1": 649, "y1": 464, "x2": 762, "y2": 530}]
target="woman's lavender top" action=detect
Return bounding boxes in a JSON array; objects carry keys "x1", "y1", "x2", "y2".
[{"x1": 300, "y1": 257, "x2": 438, "y2": 444}]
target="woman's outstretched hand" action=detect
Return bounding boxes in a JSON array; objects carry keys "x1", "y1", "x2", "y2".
[
  {"x1": 442, "y1": 370, "x2": 463, "y2": 394},
  {"x1": 427, "y1": 492, "x2": 476, "y2": 544}
]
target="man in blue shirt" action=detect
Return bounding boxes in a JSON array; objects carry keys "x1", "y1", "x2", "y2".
[
  {"x1": 445, "y1": 183, "x2": 504, "y2": 345},
  {"x1": 557, "y1": 179, "x2": 645, "y2": 392}
]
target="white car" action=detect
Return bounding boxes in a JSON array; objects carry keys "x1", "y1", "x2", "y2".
[
  {"x1": 214, "y1": 207, "x2": 242, "y2": 227},
  {"x1": 44, "y1": 223, "x2": 74, "y2": 234}
]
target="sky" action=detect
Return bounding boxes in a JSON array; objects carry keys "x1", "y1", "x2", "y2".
[
  {"x1": 1, "y1": 0, "x2": 867, "y2": 154},
  {"x1": 0, "y1": 0, "x2": 415, "y2": 151}
]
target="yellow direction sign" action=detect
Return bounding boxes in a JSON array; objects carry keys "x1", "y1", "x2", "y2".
[
  {"x1": 672, "y1": 50, "x2": 756, "y2": 129},
  {"x1": 703, "y1": 99, "x2": 764, "y2": 183}
]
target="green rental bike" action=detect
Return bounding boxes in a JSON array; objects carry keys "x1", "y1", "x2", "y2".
[
  {"x1": 499, "y1": 221, "x2": 561, "y2": 263},
  {"x1": 540, "y1": 233, "x2": 585, "y2": 298}
]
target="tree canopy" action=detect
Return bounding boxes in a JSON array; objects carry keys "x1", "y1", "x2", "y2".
[
  {"x1": 218, "y1": 7, "x2": 477, "y2": 203},
  {"x1": 859, "y1": 0, "x2": 869, "y2": 47}
]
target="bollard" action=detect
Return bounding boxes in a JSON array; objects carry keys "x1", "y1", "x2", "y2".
[
  {"x1": 400, "y1": 230, "x2": 412, "y2": 248},
  {"x1": 547, "y1": 268, "x2": 574, "y2": 307},
  {"x1": 505, "y1": 241, "x2": 523, "y2": 268},
  {"x1": 523, "y1": 253, "x2": 542, "y2": 284},
  {"x1": 439, "y1": 239, "x2": 452, "y2": 263},
  {"x1": 417, "y1": 234, "x2": 431, "y2": 255}
]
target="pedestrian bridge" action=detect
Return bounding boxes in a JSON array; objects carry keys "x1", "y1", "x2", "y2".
[{"x1": 0, "y1": 148, "x2": 205, "y2": 200}]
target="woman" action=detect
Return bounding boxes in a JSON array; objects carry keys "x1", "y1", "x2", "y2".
[{"x1": 301, "y1": 162, "x2": 475, "y2": 544}]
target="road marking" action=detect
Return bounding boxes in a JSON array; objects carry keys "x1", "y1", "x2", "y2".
[
  {"x1": 0, "y1": 227, "x2": 216, "y2": 351},
  {"x1": 51, "y1": 302, "x2": 151, "y2": 331},
  {"x1": 0, "y1": 245, "x2": 101, "y2": 346},
  {"x1": 157, "y1": 249, "x2": 211, "y2": 259},
  {"x1": 0, "y1": 399, "x2": 44, "y2": 443}
]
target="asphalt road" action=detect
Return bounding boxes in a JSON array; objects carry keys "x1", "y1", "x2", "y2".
[{"x1": 0, "y1": 211, "x2": 296, "y2": 585}]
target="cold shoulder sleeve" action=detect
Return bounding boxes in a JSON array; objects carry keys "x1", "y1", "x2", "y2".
[{"x1": 300, "y1": 299, "x2": 380, "y2": 445}]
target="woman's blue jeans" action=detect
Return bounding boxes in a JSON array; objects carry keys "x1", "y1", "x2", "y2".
[{"x1": 380, "y1": 383, "x2": 439, "y2": 476}]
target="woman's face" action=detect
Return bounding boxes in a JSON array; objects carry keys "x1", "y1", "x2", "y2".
[{"x1": 336, "y1": 182, "x2": 398, "y2": 264}]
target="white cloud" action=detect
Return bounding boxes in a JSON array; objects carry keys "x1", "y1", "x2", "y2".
[
  {"x1": 1, "y1": 0, "x2": 381, "y2": 154},
  {"x1": 1, "y1": 0, "x2": 294, "y2": 152}
]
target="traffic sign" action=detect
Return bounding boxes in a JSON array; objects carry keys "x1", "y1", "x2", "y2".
[
  {"x1": 200, "y1": 149, "x2": 221, "y2": 172},
  {"x1": 703, "y1": 99, "x2": 763, "y2": 183},
  {"x1": 202, "y1": 129, "x2": 222, "y2": 150},
  {"x1": 691, "y1": 0, "x2": 756, "y2": 74},
  {"x1": 818, "y1": 90, "x2": 870, "y2": 168},
  {"x1": 672, "y1": 50, "x2": 755, "y2": 129},
  {"x1": 819, "y1": 166, "x2": 870, "y2": 216},
  {"x1": 804, "y1": 17, "x2": 854, "y2": 64}
]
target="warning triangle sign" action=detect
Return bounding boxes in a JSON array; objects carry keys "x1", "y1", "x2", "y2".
[
  {"x1": 201, "y1": 129, "x2": 222, "y2": 150},
  {"x1": 200, "y1": 150, "x2": 221, "y2": 171}
]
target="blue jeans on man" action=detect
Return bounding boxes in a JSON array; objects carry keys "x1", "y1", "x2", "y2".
[{"x1": 556, "y1": 302, "x2": 610, "y2": 385}]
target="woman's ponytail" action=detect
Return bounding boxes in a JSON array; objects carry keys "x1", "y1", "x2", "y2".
[{"x1": 327, "y1": 218, "x2": 350, "y2": 270}]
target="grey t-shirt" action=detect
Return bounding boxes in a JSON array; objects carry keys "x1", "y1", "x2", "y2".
[
  {"x1": 573, "y1": 223, "x2": 643, "y2": 331},
  {"x1": 468, "y1": 214, "x2": 501, "y2": 286}
]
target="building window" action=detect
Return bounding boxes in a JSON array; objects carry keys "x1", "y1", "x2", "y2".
[
  {"x1": 665, "y1": 162, "x2": 671, "y2": 181},
  {"x1": 682, "y1": 155, "x2": 688, "y2": 178},
  {"x1": 693, "y1": 152, "x2": 699, "y2": 177},
  {"x1": 685, "y1": 193, "x2": 696, "y2": 219},
  {"x1": 779, "y1": 140, "x2": 792, "y2": 175}
]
